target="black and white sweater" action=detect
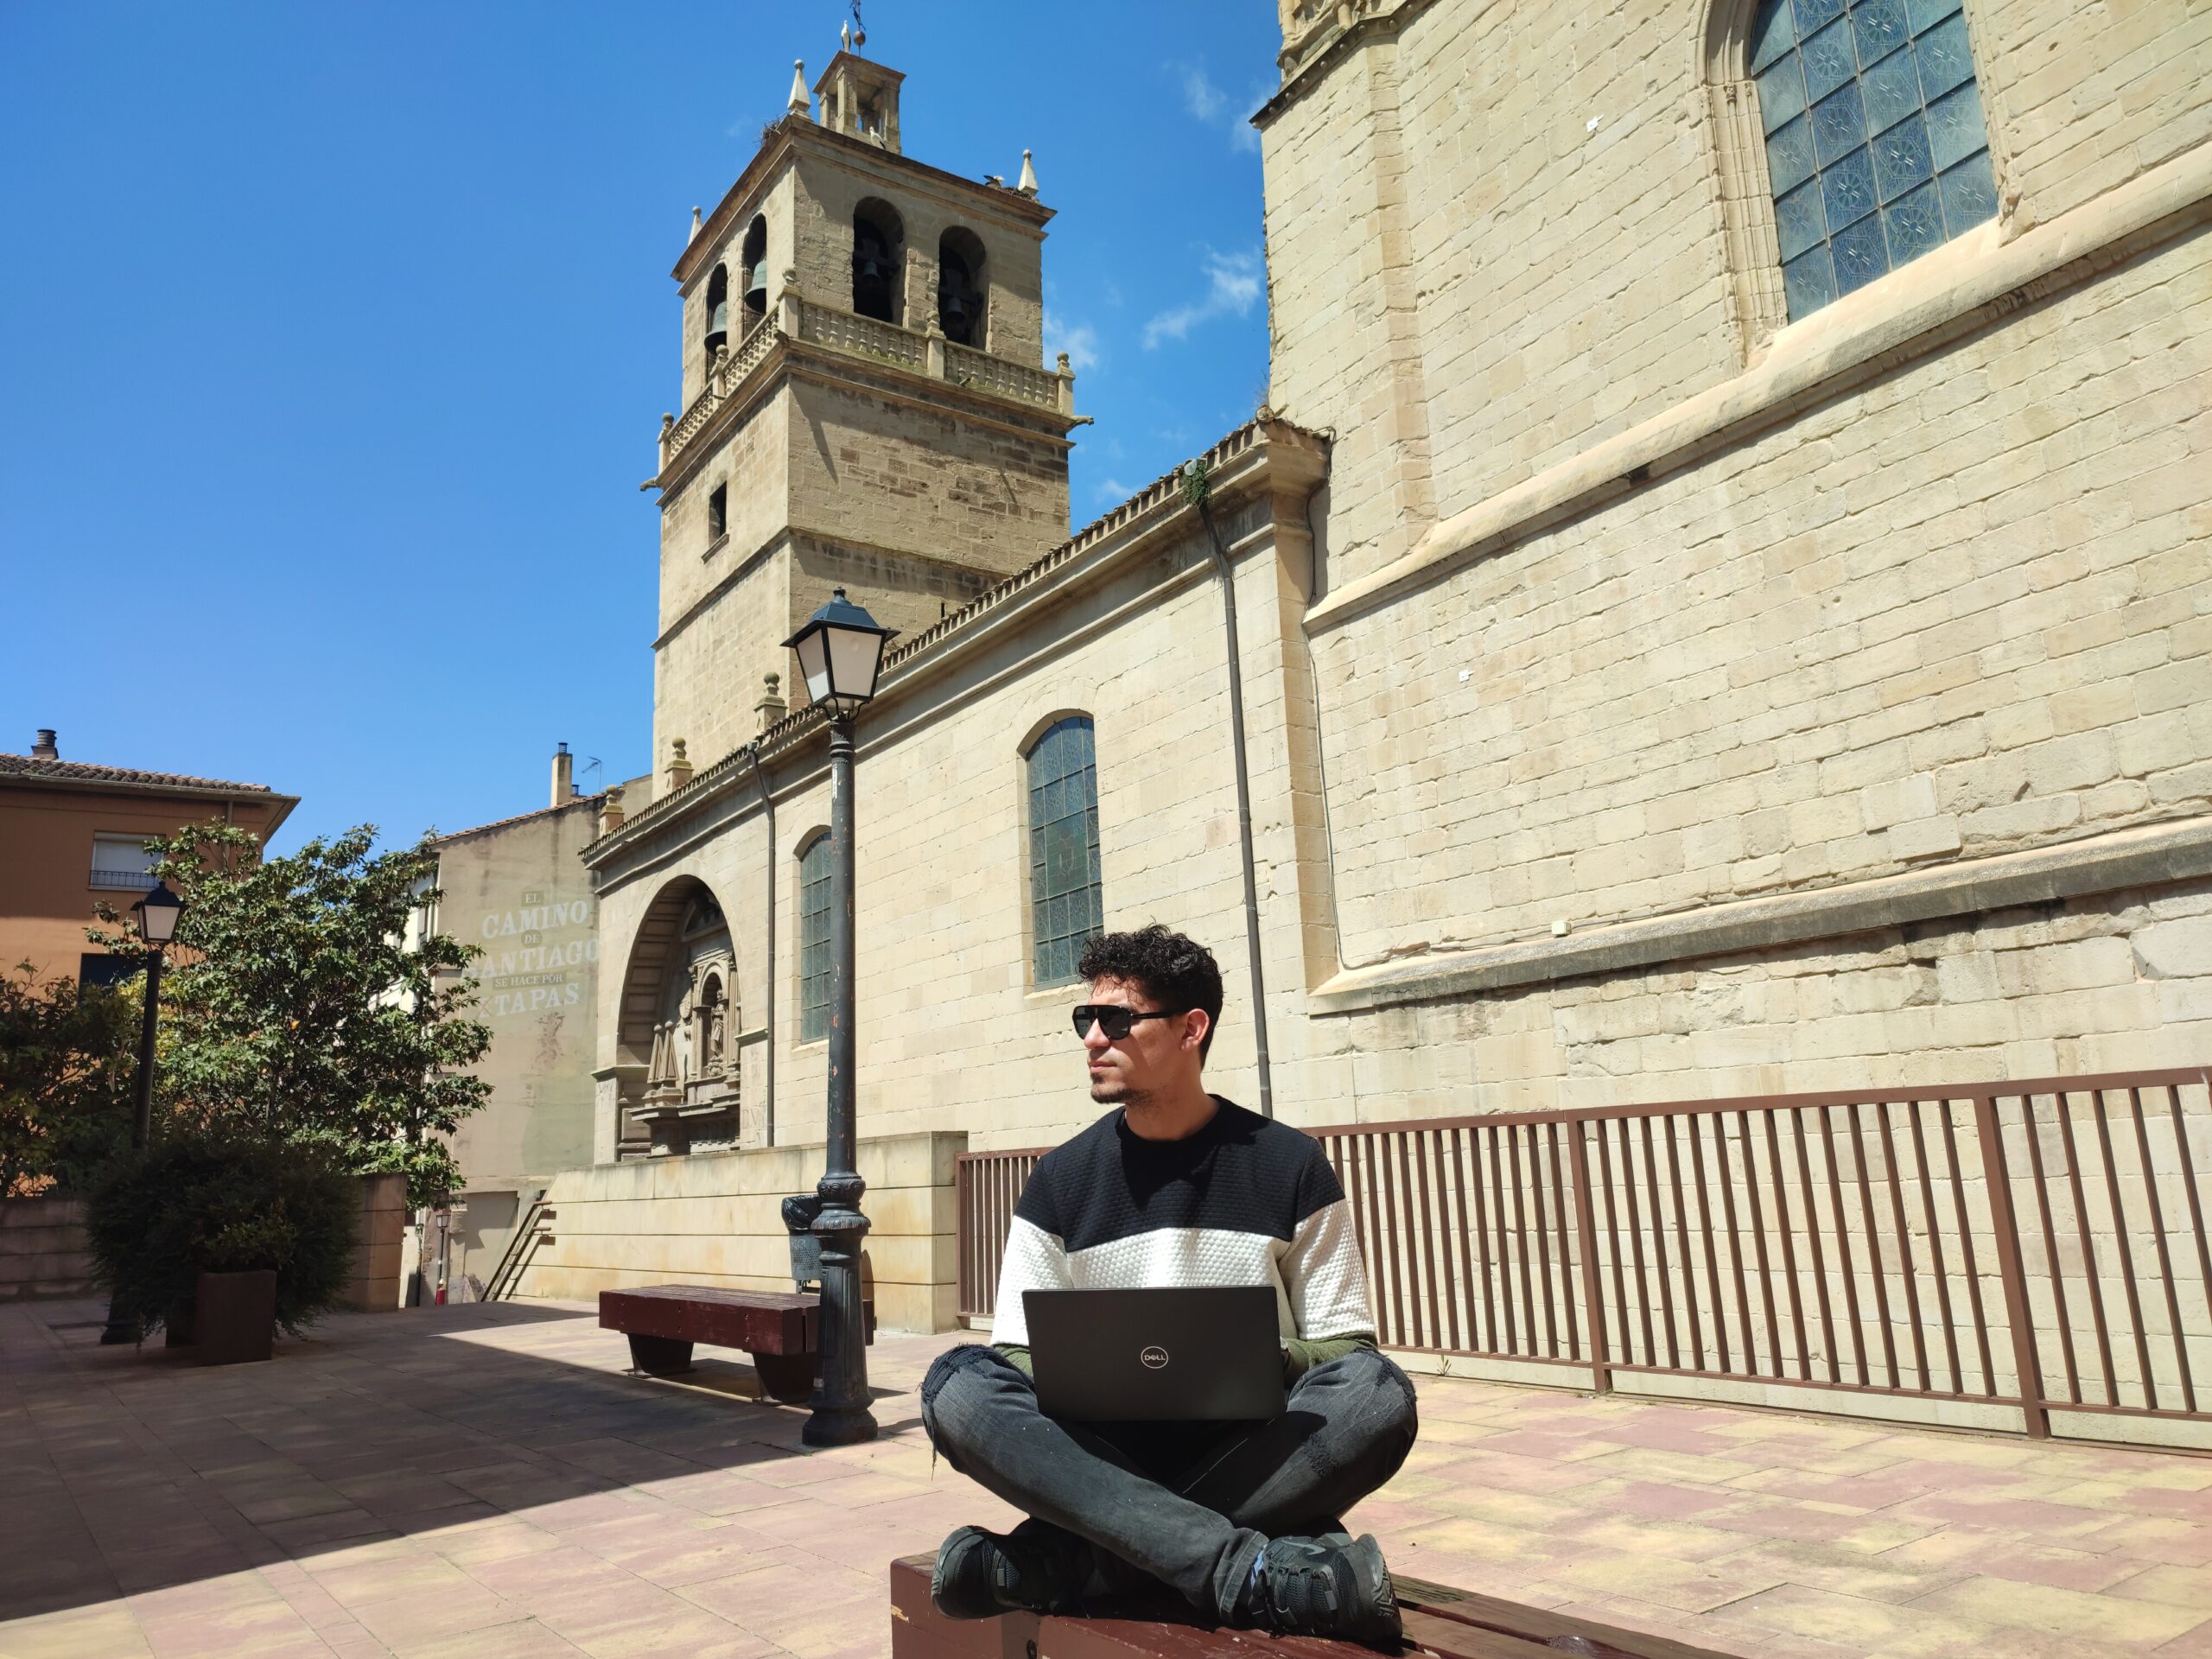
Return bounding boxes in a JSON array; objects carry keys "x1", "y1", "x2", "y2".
[{"x1": 990, "y1": 1098, "x2": 1376, "y2": 1356}]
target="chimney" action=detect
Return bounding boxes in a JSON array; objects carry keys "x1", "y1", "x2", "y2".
[
  {"x1": 551, "y1": 741, "x2": 575, "y2": 807},
  {"x1": 30, "y1": 728, "x2": 58, "y2": 760}
]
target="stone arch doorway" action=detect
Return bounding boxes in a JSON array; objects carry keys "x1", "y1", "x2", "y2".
[{"x1": 613, "y1": 874, "x2": 741, "y2": 1158}]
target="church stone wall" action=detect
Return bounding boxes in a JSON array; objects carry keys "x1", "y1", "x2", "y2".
[
  {"x1": 652, "y1": 539, "x2": 792, "y2": 779},
  {"x1": 658, "y1": 390, "x2": 791, "y2": 633},
  {"x1": 1311, "y1": 222, "x2": 2212, "y2": 971}
]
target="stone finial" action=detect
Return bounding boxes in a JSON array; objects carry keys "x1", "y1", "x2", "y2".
[
  {"x1": 1017, "y1": 149, "x2": 1039, "y2": 197},
  {"x1": 755, "y1": 671, "x2": 788, "y2": 734},
  {"x1": 689, "y1": 206, "x2": 702, "y2": 241},
  {"x1": 788, "y1": 60, "x2": 810, "y2": 118},
  {"x1": 598, "y1": 784, "x2": 626, "y2": 836},
  {"x1": 1057, "y1": 352, "x2": 1071, "y2": 372},
  {"x1": 665, "y1": 738, "x2": 694, "y2": 794}
]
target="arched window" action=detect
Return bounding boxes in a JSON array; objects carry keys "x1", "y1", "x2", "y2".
[
  {"x1": 1750, "y1": 0, "x2": 1996, "y2": 320},
  {"x1": 741, "y1": 215, "x2": 769, "y2": 324},
  {"x1": 704, "y1": 264, "x2": 730, "y2": 361},
  {"x1": 1026, "y1": 717, "x2": 1103, "y2": 987},
  {"x1": 852, "y1": 200, "x2": 904, "y2": 324},
  {"x1": 938, "y1": 227, "x2": 988, "y2": 348},
  {"x1": 798, "y1": 831, "x2": 833, "y2": 1040}
]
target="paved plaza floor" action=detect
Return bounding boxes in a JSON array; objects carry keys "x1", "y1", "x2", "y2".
[{"x1": 3, "y1": 1299, "x2": 2211, "y2": 1659}]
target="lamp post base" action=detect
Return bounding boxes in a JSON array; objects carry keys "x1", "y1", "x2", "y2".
[
  {"x1": 99, "y1": 1294, "x2": 139, "y2": 1346},
  {"x1": 800, "y1": 1402, "x2": 879, "y2": 1446}
]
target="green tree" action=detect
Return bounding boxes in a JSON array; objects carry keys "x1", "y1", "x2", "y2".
[
  {"x1": 92, "y1": 823, "x2": 491, "y2": 1209},
  {"x1": 0, "y1": 964, "x2": 139, "y2": 1198}
]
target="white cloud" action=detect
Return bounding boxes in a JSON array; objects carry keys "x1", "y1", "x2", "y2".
[
  {"x1": 1142, "y1": 250, "x2": 1264, "y2": 349},
  {"x1": 1178, "y1": 64, "x2": 1226, "y2": 124},
  {"x1": 1096, "y1": 476, "x2": 1135, "y2": 504},
  {"x1": 1045, "y1": 314, "x2": 1101, "y2": 373}
]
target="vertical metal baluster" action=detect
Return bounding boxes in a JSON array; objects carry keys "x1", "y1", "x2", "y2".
[
  {"x1": 1908, "y1": 1099, "x2": 1963, "y2": 1397},
  {"x1": 1599, "y1": 1119, "x2": 1638, "y2": 1368},
  {"x1": 1768, "y1": 1110, "x2": 1813, "y2": 1380},
  {"x1": 1491, "y1": 1126, "x2": 1519, "y2": 1356},
  {"x1": 1568, "y1": 1122, "x2": 1608, "y2": 1390},
  {"x1": 1510, "y1": 1126, "x2": 1541, "y2": 1357},
  {"x1": 2053, "y1": 1093, "x2": 2118, "y2": 1406},
  {"x1": 1940, "y1": 1102, "x2": 1997, "y2": 1397},
  {"x1": 1344, "y1": 1134, "x2": 1372, "y2": 1339},
  {"x1": 1738, "y1": 1111, "x2": 1782, "y2": 1377},
  {"x1": 1455, "y1": 1128, "x2": 1487, "y2": 1352},
  {"x1": 2020, "y1": 1093, "x2": 2083, "y2": 1405},
  {"x1": 1688, "y1": 1114, "x2": 1730, "y2": 1374},
  {"x1": 1618, "y1": 1119, "x2": 1655, "y2": 1367},
  {"x1": 1551, "y1": 1122, "x2": 1581, "y2": 1361},
  {"x1": 1662, "y1": 1116, "x2": 1705, "y2": 1370},
  {"x1": 1378, "y1": 1131, "x2": 1408, "y2": 1350},
  {"x1": 1527, "y1": 1125, "x2": 1560, "y2": 1359},
  {"x1": 1975, "y1": 1093, "x2": 2050, "y2": 1438},
  {"x1": 1818, "y1": 1105, "x2": 1868, "y2": 1387},
  {"x1": 2166, "y1": 1082, "x2": 2212, "y2": 1382},
  {"x1": 1714, "y1": 1113, "x2": 1755, "y2": 1377},
  {"x1": 1408, "y1": 1130, "x2": 1442, "y2": 1350},
  {"x1": 1640, "y1": 1116, "x2": 1679, "y2": 1370},
  {"x1": 1846, "y1": 1101, "x2": 1900, "y2": 1390},
  {"x1": 1468, "y1": 1126, "x2": 1497, "y2": 1352},
  {"x1": 2089, "y1": 1090, "x2": 2154, "y2": 1410},
  {"x1": 1877, "y1": 1100, "x2": 1929, "y2": 1393},
  {"x1": 2130, "y1": 1087, "x2": 2194, "y2": 1414}
]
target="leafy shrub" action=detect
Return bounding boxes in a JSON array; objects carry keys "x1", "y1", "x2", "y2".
[
  {"x1": 88, "y1": 1133, "x2": 359, "y2": 1338},
  {"x1": 0, "y1": 963, "x2": 137, "y2": 1198}
]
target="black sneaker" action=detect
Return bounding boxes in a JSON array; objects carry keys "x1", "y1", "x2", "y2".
[
  {"x1": 1244, "y1": 1533, "x2": 1402, "y2": 1645},
  {"x1": 930, "y1": 1522, "x2": 1090, "y2": 1619}
]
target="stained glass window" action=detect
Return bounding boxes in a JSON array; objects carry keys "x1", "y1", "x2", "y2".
[
  {"x1": 1751, "y1": 0, "x2": 1997, "y2": 319},
  {"x1": 798, "y1": 833, "x2": 832, "y2": 1041},
  {"x1": 1027, "y1": 717, "x2": 1103, "y2": 987}
]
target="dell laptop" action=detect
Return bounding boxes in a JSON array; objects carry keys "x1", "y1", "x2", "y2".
[{"x1": 1025, "y1": 1286, "x2": 1287, "y2": 1421}]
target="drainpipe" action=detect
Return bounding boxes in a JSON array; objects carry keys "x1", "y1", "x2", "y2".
[
  {"x1": 749, "y1": 746, "x2": 777, "y2": 1146},
  {"x1": 1181, "y1": 457, "x2": 1274, "y2": 1119}
]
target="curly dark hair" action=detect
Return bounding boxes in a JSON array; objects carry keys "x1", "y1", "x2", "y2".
[{"x1": 1077, "y1": 925, "x2": 1225, "y2": 1060}]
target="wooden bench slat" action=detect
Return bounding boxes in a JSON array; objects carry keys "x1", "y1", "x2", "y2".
[
  {"x1": 887, "y1": 1555, "x2": 1745, "y2": 1659},
  {"x1": 599, "y1": 1287, "x2": 817, "y2": 1356}
]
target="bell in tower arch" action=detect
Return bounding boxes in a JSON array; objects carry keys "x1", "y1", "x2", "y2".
[
  {"x1": 850, "y1": 200, "x2": 903, "y2": 324},
  {"x1": 741, "y1": 215, "x2": 769, "y2": 319},
  {"x1": 704, "y1": 264, "x2": 731, "y2": 361}
]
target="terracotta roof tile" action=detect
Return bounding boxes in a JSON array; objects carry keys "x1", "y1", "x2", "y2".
[{"x1": 0, "y1": 753, "x2": 278, "y2": 794}]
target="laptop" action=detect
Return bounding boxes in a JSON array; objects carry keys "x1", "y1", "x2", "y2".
[{"x1": 1025, "y1": 1286, "x2": 1287, "y2": 1421}]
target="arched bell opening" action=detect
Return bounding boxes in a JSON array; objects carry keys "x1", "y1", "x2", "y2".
[
  {"x1": 741, "y1": 215, "x2": 769, "y2": 326},
  {"x1": 852, "y1": 199, "x2": 904, "y2": 325},
  {"x1": 938, "y1": 226, "x2": 988, "y2": 349},
  {"x1": 703, "y1": 264, "x2": 731, "y2": 364},
  {"x1": 613, "y1": 875, "x2": 741, "y2": 1159}
]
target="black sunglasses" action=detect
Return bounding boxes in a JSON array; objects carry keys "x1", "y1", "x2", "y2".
[{"x1": 1071, "y1": 1004, "x2": 1186, "y2": 1041}]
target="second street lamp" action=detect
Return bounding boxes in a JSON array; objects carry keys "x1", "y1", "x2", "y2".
[
  {"x1": 782, "y1": 588, "x2": 896, "y2": 1446},
  {"x1": 99, "y1": 877, "x2": 185, "y2": 1345}
]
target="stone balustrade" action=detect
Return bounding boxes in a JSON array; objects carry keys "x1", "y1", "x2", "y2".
[{"x1": 658, "y1": 292, "x2": 1074, "y2": 471}]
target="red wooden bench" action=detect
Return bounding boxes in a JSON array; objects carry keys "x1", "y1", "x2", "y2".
[
  {"x1": 599, "y1": 1281, "x2": 875, "y2": 1404},
  {"x1": 888, "y1": 1553, "x2": 1742, "y2": 1659}
]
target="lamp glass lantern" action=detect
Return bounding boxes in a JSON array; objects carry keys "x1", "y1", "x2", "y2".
[
  {"x1": 133, "y1": 880, "x2": 183, "y2": 945},
  {"x1": 783, "y1": 588, "x2": 897, "y2": 713}
]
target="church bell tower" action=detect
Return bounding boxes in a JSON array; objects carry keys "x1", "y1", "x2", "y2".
[{"x1": 645, "y1": 38, "x2": 1080, "y2": 773}]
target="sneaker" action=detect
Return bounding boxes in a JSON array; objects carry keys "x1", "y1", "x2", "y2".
[
  {"x1": 1243, "y1": 1533, "x2": 1402, "y2": 1645},
  {"x1": 930, "y1": 1522, "x2": 1090, "y2": 1619}
]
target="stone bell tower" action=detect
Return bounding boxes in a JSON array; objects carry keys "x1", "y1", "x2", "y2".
[{"x1": 645, "y1": 39, "x2": 1081, "y2": 773}]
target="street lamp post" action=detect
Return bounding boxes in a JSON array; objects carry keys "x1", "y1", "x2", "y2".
[
  {"x1": 783, "y1": 588, "x2": 896, "y2": 1447},
  {"x1": 99, "y1": 879, "x2": 184, "y2": 1346}
]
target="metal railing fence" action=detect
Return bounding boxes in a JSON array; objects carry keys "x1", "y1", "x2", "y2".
[{"x1": 953, "y1": 1069, "x2": 2212, "y2": 1440}]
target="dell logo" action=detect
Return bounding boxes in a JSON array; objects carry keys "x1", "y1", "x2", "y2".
[{"x1": 1140, "y1": 1345, "x2": 1169, "y2": 1370}]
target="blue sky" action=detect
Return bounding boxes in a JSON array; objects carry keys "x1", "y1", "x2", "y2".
[{"x1": 0, "y1": 3, "x2": 1277, "y2": 851}]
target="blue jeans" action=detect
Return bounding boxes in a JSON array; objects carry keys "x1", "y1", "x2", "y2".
[{"x1": 919, "y1": 1344, "x2": 1419, "y2": 1620}]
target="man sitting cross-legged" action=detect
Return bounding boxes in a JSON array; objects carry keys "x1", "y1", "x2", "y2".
[{"x1": 920, "y1": 925, "x2": 1417, "y2": 1645}]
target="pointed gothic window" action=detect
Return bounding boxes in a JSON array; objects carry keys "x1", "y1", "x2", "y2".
[
  {"x1": 798, "y1": 831, "x2": 832, "y2": 1040},
  {"x1": 1750, "y1": 0, "x2": 1997, "y2": 319},
  {"x1": 1026, "y1": 717, "x2": 1103, "y2": 987}
]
